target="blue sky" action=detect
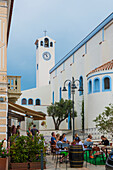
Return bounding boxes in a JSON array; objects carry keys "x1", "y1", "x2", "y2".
[{"x1": 7, "y1": 0, "x2": 113, "y2": 90}]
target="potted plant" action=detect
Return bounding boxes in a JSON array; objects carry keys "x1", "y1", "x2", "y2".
[
  {"x1": 10, "y1": 135, "x2": 29, "y2": 170},
  {"x1": 10, "y1": 134, "x2": 46, "y2": 170},
  {"x1": 41, "y1": 121, "x2": 47, "y2": 129},
  {"x1": 27, "y1": 134, "x2": 46, "y2": 169},
  {"x1": 0, "y1": 138, "x2": 9, "y2": 170}
]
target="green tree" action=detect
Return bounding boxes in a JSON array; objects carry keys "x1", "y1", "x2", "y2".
[
  {"x1": 93, "y1": 104, "x2": 113, "y2": 135},
  {"x1": 47, "y1": 98, "x2": 77, "y2": 130}
]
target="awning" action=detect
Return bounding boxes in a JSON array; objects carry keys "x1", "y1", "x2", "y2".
[{"x1": 8, "y1": 101, "x2": 46, "y2": 120}]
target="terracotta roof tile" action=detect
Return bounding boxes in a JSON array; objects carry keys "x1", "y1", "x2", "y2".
[{"x1": 86, "y1": 59, "x2": 113, "y2": 77}]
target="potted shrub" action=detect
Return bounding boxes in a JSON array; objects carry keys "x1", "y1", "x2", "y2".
[
  {"x1": 41, "y1": 121, "x2": 47, "y2": 129},
  {"x1": 10, "y1": 135, "x2": 28, "y2": 170},
  {"x1": 27, "y1": 134, "x2": 46, "y2": 169},
  {"x1": 0, "y1": 139, "x2": 9, "y2": 170},
  {"x1": 10, "y1": 134, "x2": 46, "y2": 170}
]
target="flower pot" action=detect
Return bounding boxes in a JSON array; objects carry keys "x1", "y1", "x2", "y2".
[
  {"x1": 0, "y1": 158, "x2": 8, "y2": 170},
  {"x1": 10, "y1": 162, "x2": 28, "y2": 170},
  {"x1": 30, "y1": 162, "x2": 46, "y2": 169}
]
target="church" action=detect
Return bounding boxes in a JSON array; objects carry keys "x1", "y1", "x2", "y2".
[{"x1": 17, "y1": 13, "x2": 113, "y2": 134}]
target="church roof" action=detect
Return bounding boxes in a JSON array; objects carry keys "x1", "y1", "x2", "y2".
[
  {"x1": 50, "y1": 13, "x2": 113, "y2": 74},
  {"x1": 86, "y1": 59, "x2": 113, "y2": 77}
]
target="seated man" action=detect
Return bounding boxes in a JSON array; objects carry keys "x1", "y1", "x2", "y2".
[
  {"x1": 99, "y1": 135, "x2": 110, "y2": 154},
  {"x1": 84, "y1": 134, "x2": 93, "y2": 143},
  {"x1": 51, "y1": 132, "x2": 56, "y2": 145},
  {"x1": 100, "y1": 135, "x2": 109, "y2": 146},
  {"x1": 84, "y1": 134, "x2": 94, "y2": 158}
]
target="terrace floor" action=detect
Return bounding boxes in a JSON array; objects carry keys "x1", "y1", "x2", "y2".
[{"x1": 46, "y1": 155, "x2": 105, "y2": 170}]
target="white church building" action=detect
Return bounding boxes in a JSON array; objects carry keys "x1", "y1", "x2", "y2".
[{"x1": 17, "y1": 13, "x2": 113, "y2": 133}]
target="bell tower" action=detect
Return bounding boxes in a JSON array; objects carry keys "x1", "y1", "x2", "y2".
[{"x1": 35, "y1": 34, "x2": 55, "y2": 88}]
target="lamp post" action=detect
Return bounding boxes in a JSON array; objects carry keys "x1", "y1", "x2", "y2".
[{"x1": 62, "y1": 77, "x2": 83, "y2": 140}]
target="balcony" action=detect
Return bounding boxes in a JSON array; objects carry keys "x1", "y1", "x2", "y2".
[{"x1": 7, "y1": 76, "x2": 22, "y2": 103}]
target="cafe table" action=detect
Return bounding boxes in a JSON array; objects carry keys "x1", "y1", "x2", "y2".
[{"x1": 97, "y1": 145, "x2": 113, "y2": 159}]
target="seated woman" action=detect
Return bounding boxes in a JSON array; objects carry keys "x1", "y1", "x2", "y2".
[
  {"x1": 56, "y1": 136, "x2": 68, "y2": 163},
  {"x1": 73, "y1": 137, "x2": 84, "y2": 149},
  {"x1": 56, "y1": 133, "x2": 60, "y2": 142}
]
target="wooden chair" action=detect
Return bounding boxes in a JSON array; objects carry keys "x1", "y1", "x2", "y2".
[
  {"x1": 93, "y1": 146, "x2": 105, "y2": 165},
  {"x1": 49, "y1": 141, "x2": 56, "y2": 160}
]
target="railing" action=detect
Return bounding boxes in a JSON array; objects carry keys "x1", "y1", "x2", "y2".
[
  {"x1": 74, "y1": 128, "x2": 112, "y2": 141},
  {"x1": 7, "y1": 75, "x2": 21, "y2": 93},
  {"x1": 7, "y1": 75, "x2": 21, "y2": 102}
]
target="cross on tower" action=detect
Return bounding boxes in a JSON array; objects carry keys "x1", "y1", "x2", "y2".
[{"x1": 43, "y1": 30, "x2": 47, "y2": 36}]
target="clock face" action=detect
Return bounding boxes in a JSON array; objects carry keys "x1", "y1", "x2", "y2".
[{"x1": 42, "y1": 52, "x2": 51, "y2": 61}]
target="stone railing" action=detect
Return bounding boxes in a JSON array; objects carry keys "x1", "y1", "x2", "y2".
[
  {"x1": 74, "y1": 128, "x2": 112, "y2": 141},
  {"x1": 7, "y1": 75, "x2": 21, "y2": 103}
]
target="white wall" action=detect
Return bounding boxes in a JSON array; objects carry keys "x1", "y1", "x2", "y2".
[{"x1": 50, "y1": 20, "x2": 113, "y2": 130}]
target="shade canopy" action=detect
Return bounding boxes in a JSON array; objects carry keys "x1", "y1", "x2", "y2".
[{"x1": 8, "y1": 101, "x2": 46, "y2": 120}]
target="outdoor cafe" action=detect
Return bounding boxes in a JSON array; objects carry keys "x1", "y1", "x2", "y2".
[{"x1": 50, "y1": 133, "x2": 113, "y2": 169}]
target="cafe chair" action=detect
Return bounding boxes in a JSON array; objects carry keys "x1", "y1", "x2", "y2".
[
  {"x1": 55, "y1": 143, "x2": 69, "y2": 169},
  {"x1": 49, "y1": 141, "x2": 56, "y2": 160},
  {"x1": 93, "y1": 146, "x2": 105, "y2": 165}
]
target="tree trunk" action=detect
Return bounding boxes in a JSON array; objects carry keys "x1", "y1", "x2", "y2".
[{"x1": 55, "y1": 123, "x2": 59, "y2": 130}]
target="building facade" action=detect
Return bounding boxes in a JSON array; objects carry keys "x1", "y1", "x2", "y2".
[
  {"x1": 18, "y1": 13, "x2": 113, "y2": 132},
  {"x1": 0, "y1": 0, "x2": 14, "y2": 146}
]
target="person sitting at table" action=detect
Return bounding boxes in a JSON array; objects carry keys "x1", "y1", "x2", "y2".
[
  {"x1": 51, "y1": 132, "x2": 56, "y2": 153},
  {"x1": 75, "y1": 137, "x2": 84, "y2": 148},
  {"x1": 99, "y1": 135, "x2": 110, "y2": 155},
  {"x1": 85, "y1": 134, "x2": 93, "y2": 142},
  {"x1": 71, "y1": 134, "x2": 79, "y2": 145},
  {"x1": 72, "y1": 136, "x2": 84, "y2": 148},
  {"x1": 56, "y1": 136, "x2": 68, "y2": 163},
  {"x1": 51, "y1": 132, "x2": 56, "y2": 145},
  {"x1": 99, "y1": 135, "x2": 109, "y2": 146},
  {"x1": 62, "y1": 133, "x2": 69, "y2": 143},
  {"x1": 56, "y1": 133, "x2": 60, "y2": 142},
  {"x1": 84, "y1": 134, "x2": 94, "y2": 158}
]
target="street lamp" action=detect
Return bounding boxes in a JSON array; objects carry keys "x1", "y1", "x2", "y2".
[{"x1": 62, "y1": 77, "x2": 83, "y2": 140}]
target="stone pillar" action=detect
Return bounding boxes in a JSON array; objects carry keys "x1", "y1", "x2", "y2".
[{"x1": 0, "y1": 1, "x2": 8, "y2": 147}]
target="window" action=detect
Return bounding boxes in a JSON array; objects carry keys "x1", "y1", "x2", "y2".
[
  {"x1": 44, "y1": 38, "x2": 49, "y2": 47},
  {"x1": 68, "y1": 82, "x2": 71, "y2": 99},
  {"x1": 28, "y1": 98, "x2": 33, "y2": 105},
  {"x1": 102, "y1": 76, "x2": 111, "y2": 91},
  {"x1": 35, "y1": 99, "x2": 41, "y2": 105},
  {"x1": 52, "y1": 92, "x2": 54, "y2": 104},
  {"x1": 93, "y1": 78, "x2": 100, "y2": 93},
  {"x1": 22, "y1": 98, "x2": 27, "y2": 105},
  {"x1": 36, "y1": 43, "x2": 38, "y2": 49},
  {"x1": 50, "y1": 42, "x2": 53, "y2": 47},
  {"x1": 40, "y1": 41, "x2": 43, "y2": 46},
  {"x1": 59, "y1": 87, "x2": 62, "y2": 100},
  {"x1": 88, "y1": 80, "x2": 92, "y2": 94},
  {"x1": 37, "y1": 64, "x2": 38, "y2": 70},
  {"x1": 104, "y1": 78, "x2": 110, "y2": 89},
  {"x1": 79, "y1": 76, "x2": 83, "y2": 95}
]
